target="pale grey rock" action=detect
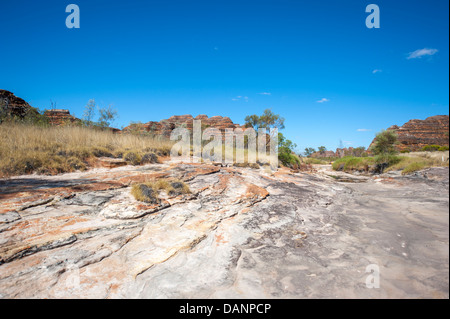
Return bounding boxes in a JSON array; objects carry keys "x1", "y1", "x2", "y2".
[{"x1": 0, "y1": 164, "x2": 448, "y2": 299}]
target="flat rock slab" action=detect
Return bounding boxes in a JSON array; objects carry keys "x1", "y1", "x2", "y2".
[{"x1": 0, "y1": 164, "x2": 448, "y2": 298}]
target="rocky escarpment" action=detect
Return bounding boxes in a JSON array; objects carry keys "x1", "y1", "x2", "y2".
[
  {"x1": 370, "y1": 115, "x2": 449, "y2": 152},
  {"x1": 0, "y1": 90, "x2": 39, "y2": 119},
  {"x1": 122, "y1": 114, "x2": 245, "y2": 139}
]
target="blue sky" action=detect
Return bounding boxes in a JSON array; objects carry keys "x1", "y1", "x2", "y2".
[{"x1": 0, "y1": 0, "x2": 448, "y2": 152}]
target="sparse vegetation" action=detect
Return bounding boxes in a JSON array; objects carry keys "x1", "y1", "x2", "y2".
[
  {"x1": 0, "y1": 123, "x2": 173, "y2": 177},
  {"x1": 303, "y1": 158, "x2": 330, "y2": 165},
  {"x1": 131, "y1": 179, "x2": 191, "y2": 203},
  {"x1": 278, "y1": 133, "x2": 301, "y2": 168},
  {"x1": 333, "y1": 153, "x2": 448, "y2": 175},
  {"x1": 421, "y1": 145, "x2": 441, "y2": 152},
  {"x1": 421, "y1": 145, "x2": 449, "y2": 152}
]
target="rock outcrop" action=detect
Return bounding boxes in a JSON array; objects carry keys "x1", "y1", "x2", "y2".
[
  {"x1": 44, "y1": 109, "x2": 82, "y2": 126},
  {"x1": 370, "y1": 115, "x2": 449, "y2": 152},
  {"x1": 0, "y1": 90, "x2": 38, "y2": 119},
  {"x1": 122, "y1": 114, "x2": 245, "y2": 139}
]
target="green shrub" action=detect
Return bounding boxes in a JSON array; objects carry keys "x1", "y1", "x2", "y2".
[
  {"x1": 332, "y1": 156, "x2": 375, "y2": 172},
  {"x1": 401, "y1": 162, "x2": 427, "y2": 175},
  {"x1": 374, "y1": 154, "x2": 402, "y2": 166},
  {"x1": 279, "y1": 151, "x2": 300, "y2": 168},
  {"x1": 370, "y1": 130, "x2": 398, "y2": 155},
  {"x1": 422, "y1": 145, "x2": 441, "y2": 152},
  {"x1": 438, "y1": 146, "x2": 449, "y2": 152}
]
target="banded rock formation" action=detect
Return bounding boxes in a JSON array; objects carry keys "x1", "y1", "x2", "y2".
[
  {"x1": 0, "y1": 90, "x2": 39, "y2": 119},
  {"x1": 122, "y1": 115, "x2": 245, "y2": 139},
  {"x1": 370, "y1": 115, "x2": 449, "y2": 152},
  {"x1": 44, "y1": 109, "x2": 82, "y2": 126}
]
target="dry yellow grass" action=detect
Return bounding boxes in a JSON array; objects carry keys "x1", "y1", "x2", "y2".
[
  {"x1": 384, "y1": 155, "x2": 449, "y2": 175},
  {"x1": 0, "y1": 123, "x2": 174, "y2": 177}
]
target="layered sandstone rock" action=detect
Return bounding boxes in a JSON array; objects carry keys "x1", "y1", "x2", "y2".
[
  {"x1": 44, "y1": 109, "x2": 82, "y2": 126},
  {"x1": 122, "y1": 115, "x2": 245, "y2": 139},
  {"x1": 370, "y1": 115, "x2": 449, "y2": 152},
  {"x1": 0, "y1": 90, "x2": 38, "y2": 119}
]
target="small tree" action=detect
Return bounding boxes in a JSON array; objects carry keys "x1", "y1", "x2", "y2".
[
  {"x1": 304, "y1": 147, "x2": 316, "y2": 157},
  {"x1": 318, "y1": 146, "x2": 327, "y2": 155},
  {"x1": 278, "y1": 133, "x2": 299, "y2": 168},
  {"x1": 98, "y1": 105, "x2": 118, "y2": 128},
  {"x1": 354, "y1": 146, "x2": 367, "y2": 157},
  {"x1": 370, "y1": 130, "x2": 398, "y2": 155},
  {"x1": 82, "y1": 99, "x2": 96, "y2": 127},
  {"x1": 244, "y1": 109, "x2": 285, "y2": 131}
]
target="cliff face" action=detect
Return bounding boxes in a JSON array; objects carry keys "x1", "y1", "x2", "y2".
[
  {"x1": 122, "y1": 114, "x2": 245, "y2": 139},
  {"x1": 0, "y1": 90, "x2": 38, "y2": 119},
  {"x1": 370, "y1": 115, "x2": 449, "y2": 152}
]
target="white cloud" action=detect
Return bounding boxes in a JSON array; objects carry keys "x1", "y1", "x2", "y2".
[
  {"x1": 317, "y1": 98, "x2": 330, "y2": 103},
  {"x1": 407, "y1": 48, "x2": 438, "y2": 59},
  {"x1": 372, "y1": 69, "x2": 382, "y2": 74},
  {"x1": 232, "y1": 96, "x2": 249, "y2": 102},
  {"x1": 257, "y1": 92, "x2": 271, "y2": 96},
  {"x1": 357, "y1": 129, "x2": 372, "y2": 132}
]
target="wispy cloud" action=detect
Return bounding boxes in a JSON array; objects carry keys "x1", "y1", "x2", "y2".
[
  {"x1": 317, "y1": 98, "x2": 330, "y2": 103},
  {"x1": 257, "y1": 92, "x2": 271, "y2": 96},
  {"x1": 357, "y1": 129, "x2": 372, "y2": 132},
  {"x1": 407, "y1": 48, "x2": 438, "y2": 59},
  {"x1": 372, "y1": 69, "x2": 382, "y2": 74},
  {"x1": 232, "y1": 96, "x2": 249, "y2": 102}
]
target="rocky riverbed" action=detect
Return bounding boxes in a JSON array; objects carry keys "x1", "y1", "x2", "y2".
[{"x1": 0, "y1": 163, "x2": 448, "y2": 298}]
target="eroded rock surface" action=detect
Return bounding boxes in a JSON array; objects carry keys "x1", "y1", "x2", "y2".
[{"x1": 0, "y1": 163, "x2": 448, "y2": 298}]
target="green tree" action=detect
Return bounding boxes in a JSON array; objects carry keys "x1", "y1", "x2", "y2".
[
  {"x1": 278, "y1": 133, "x2": 300, "y2": 168},
  {"x1": 370, "y1": 130, "x2": 398, "y2": 155},
  {"x1": 98, "y1": 105, "x2": 118, "y2": 128},
  {"x1": 82, "y1": 99, "x2": 96, "y2": 127},
  {"x1": 318, "y1": 146, "x2": 327, "y2": 155},
  {"x1": 354, "y1": 146, "x2": 367, "y2": 157},
  {"x1": 245, "y1": 109, "x2": 285, "y2": 131},
  {"x1": 304, "y1": 147, "x2": 316, "y2": 157}
]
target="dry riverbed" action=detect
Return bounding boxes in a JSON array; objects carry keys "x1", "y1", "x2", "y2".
[{"x1": 0, "y1": 162, "x2": 448, "y2": 298}]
